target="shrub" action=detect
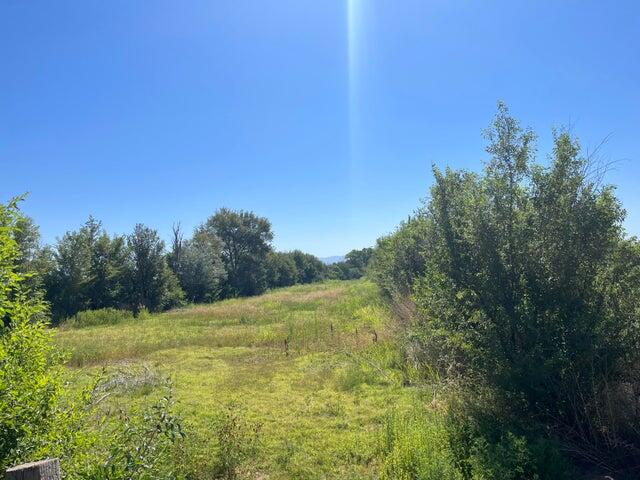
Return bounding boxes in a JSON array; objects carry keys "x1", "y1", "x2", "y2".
[
  {"x1": 265, "y1": 251, "x2": 299, "y2": 288},
  {"x1": 444, "y1": 389, "x2": 573, "y2": 480},
  {"x1": 327, "y1": 247, "x2": 374, "y2": 280},
  {"x1": 369, "y1": 214, "x2": 431, "y2": 302},
  {"x1": 290, "y1": 250, "x2": 326, "y2": 284},
  {"x1": 62, "y1": 308, "x2": 135, "y2": 328},
  {"x1": 372, "y1": 103, "x2": 640, "y2": 474},
  {"x1": 76, "y1": 392, "x2": 185, "y2": 480},
  {"x1": 210, "y1": 403, "x2": 261, "y2": 480},
  {"x1": 0, "y1": 197, "x2": 67, "y2": 470}
]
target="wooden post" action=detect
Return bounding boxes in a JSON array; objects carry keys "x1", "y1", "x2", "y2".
[{"x1": 5, "y1": 459, "x2": 60, "y2": 480}]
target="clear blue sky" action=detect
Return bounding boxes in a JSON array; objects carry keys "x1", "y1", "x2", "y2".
[{"x1": 2, "y1": 1, "x2": 639, "y2": 257}]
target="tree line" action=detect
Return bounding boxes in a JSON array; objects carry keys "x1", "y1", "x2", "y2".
[{"x1": 13, "y1": 207, "x2": 372, "y2": 322}]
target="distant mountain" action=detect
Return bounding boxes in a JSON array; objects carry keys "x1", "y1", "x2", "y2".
[{"x1": 319, "y1": 255, "x2": 345, "y2": 265}]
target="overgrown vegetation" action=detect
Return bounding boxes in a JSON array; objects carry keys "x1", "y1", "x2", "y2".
[
  {"x1": 0, "y1": 197, "x2": 66, "y2": 469},
  {"x1": 370, "y1": 102, "x2": 640, "y2": 477},
  {"x1": 55, "y1": 280, "x2": 415, "y2": 479},
  {"x1": 0, "y1": 197, "x2": 191, "y2": 478},
  {"x1": 379, "y1": 406, "x2": 460, "y2": 480}
]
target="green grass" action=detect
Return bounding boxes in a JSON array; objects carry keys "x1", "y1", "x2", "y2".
[{"x1": 56, "y1": 280, "x2": 432, "y2": 479}]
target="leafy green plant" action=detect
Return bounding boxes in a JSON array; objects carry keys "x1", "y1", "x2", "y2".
[
  {"x1": 77, "y1": 392, "x2": 185, "y2": 480},
  {"x1": 210, "y1": 403, "x2": 261, "y2": 480},
  {"x1": 0, "y1": 197, "x2": 66, "y2": 470},
  {"x1": 444, "y1": 389, "x2": 573, "y2": 480}
]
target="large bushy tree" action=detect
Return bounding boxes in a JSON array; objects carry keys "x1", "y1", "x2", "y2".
[
  {"x1": 290, "y1": 250, "x2": 325, "y2": 284},
  {"x1": 127, "y1": 224, "x2": 183, "y2": 312},
  {"x1": 12, "y1": 215, "x2": 55, "y2": 293},
  {"x1": 369, "y1": 214, "x2": 431, "y2": 300},
  {"x1": 44, "y1": 217, "x2": 131, "y2": 320},
  {"x1": 265, "y1": 251, "x2": 298, "y2": 288},
  {"x1": 45, "y1": 224, "x2": 93, "y2": 319},
  {"x1": 372, "y1": 103, "x2": 640, "y2": 472},
  {"x1": 198, "y1": 209, "x2": 273, "y2": 297},
  {"x1": 86, "y1": 233, "x2": 129, "y2": 310},
  {"x1": 178, "y1": 240, "x2": 226, "y2": 303},
  {"x1": 167, "y1": 223, "x2": 226, "y2": 303}
]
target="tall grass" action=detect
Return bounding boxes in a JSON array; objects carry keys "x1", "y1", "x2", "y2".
[
  {"x1": 61, "y1": 308, "x2": 135, "y2": 329},
  {"x1": 380, "y1": 406, "x2": 460, "y2": 480},
  {"x1": 56, "y1": 280, "x2": 430, "y2": 479}
]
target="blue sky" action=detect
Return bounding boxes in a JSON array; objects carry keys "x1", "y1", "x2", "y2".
[{"x1": 1, "y1": 0, "x2": 639, "y2": 257}]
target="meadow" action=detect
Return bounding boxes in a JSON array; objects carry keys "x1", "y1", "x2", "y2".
[{"x1": 55, "y1": 280, "x2": 435, "y2": 479}]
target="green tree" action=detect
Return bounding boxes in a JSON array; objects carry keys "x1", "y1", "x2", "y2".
[
  {"x1": 177, "y1": 238, "x2": 227, "y2": 303},
  {"x1": 127, "y1": 224, "x2": 184, "y2": 312},
  {"x1": 13, "y1": 216, "x2": 41, "y2": 271},
  {"x1": 197, "y1": 209, "x2": 273, "y2": 297},
  {"x1": 369, "y1": 214, "x2": 431, "y2": 300},
  {"x1": 44, "y1": 217, "x2": 130, "y2": 320},
  {"x1": 290, "y1": 250, "x2": 325, "y2": 283},
  {"x1": 12, "y1": 215, "x2": 55, "y2": 293},
  {"x1": 45, "y1": 226, "x2": 92, "y2": 320},
  {"x1": 168, "y1": 223, "x2": 227, "y2": 303},
  {"x1": 344, "y1": 247, "x2": 374, "y2": 274},
  {"x1": 327, "y1": 247, "x2": 373, "y2": 280},
  {"x1": 86, "y1": 233, "x2": 129, "y2": 310},
  {"x1": 265, "y1": 252, "x2": 298, "y2": 288}
]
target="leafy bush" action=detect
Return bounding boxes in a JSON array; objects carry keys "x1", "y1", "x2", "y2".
[
  {"x1": 371, "y1": 103, "x2": 640, "y2": 474},
  {"x1": 209, "y1": 403, "x2": 261, "y2": 480},
  {"x1": 445, "y1": 389, "x2": 573, "y2": 480},
  {"x1": 369, "y1": 214, "x2": 431, "y2": 303},
  {"x1": 0, "y1": 197, "x2": 67, "y2": 470},
  {"x1": 76, "y1": 392, "x2": 185, "y2": 480},
  {"x1": 265, "y1": 251, "x2": 299, "y2": 288},
  {"x1": 291, "y1": 250, "x2": 326, "y2": 283},
  {"x1": 62, "y1": 308, "x2": 135, "y2": 328}
]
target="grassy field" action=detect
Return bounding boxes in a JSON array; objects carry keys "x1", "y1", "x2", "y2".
[{"x1": 55, "y1": 280, "x2": 429, "y2": 479}]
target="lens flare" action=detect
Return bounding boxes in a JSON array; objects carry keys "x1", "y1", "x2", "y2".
[{"x1": 347, "y1": 0, "x2": 362, "y2": 184}]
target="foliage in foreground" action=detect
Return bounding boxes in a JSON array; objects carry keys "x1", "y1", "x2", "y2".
[
  {"x1": 76, "y1": 391, "x2": 185, "y2": 480},
  {"x1": 0, "y1": 197, "x2": 65, "y2": 469},
  {"x1": 371, "y1": 103, "x2": 640, "y2": 477},
  {"x1": 0, "y1": 198, "x2": 189, "y2": 479}
]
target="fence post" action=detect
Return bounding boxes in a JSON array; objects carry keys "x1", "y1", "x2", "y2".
[{"x1": 5, "y1": 459, "x2": 60, "y2": 480}]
